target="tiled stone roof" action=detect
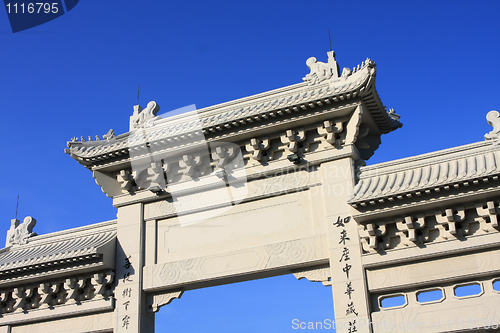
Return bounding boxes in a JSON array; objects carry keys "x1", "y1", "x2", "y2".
[
  {"x1": 349, "y1": 141, "x2": 500, "y2": 206},
  {"x1": 66, "y1": 59, "x2": 401, "y2": 166},
  {"x1": 0, "y1": 220, "x2": 116, "y2": 275}
]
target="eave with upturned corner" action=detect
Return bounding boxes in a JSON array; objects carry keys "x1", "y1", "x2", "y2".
[{"x1": 65, "y1": 55, "x2": 401, "y2": 172}]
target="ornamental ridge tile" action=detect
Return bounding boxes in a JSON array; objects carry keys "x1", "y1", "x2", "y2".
[{"x1": 349, "y1": 141, "x2": 500, "y2": 204}]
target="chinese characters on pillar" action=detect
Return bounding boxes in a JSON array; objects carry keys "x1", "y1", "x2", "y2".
[
  {"x1": 334, "y1": 216, "x2": 357, "y2": 333},
  {"x1": 121, "y1": 255, "x2": 133, "y2": 329}
]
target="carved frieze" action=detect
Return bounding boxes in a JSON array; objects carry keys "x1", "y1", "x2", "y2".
[
  {"x1": 0, "y1": 270, "x2": 114, "y2": 315},
  {"x1": 87, "y1": 104, "x2": 382, "y2": 198},
  {"x1": 358, "y1": 203, "x2": 500, "y2": 254}
]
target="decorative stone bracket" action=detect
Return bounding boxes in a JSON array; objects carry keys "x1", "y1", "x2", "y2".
[
  {"x1": 0, "y1": 290, "x2": 14, "y2": 314},
  {"x1": 395, "y1": 215, "x2": 426, "y2": 244},
  {"x1": 179, "y1": 154, "x2": 202, "y2": 178},
  {"x1": 147, "y1": 289, "x2": 184, "y2": 313},
  {"x1": 212, "y1": 145, "x2": 238, "y2": 169},
  {"x1": 317, "y1": 120, "x2": 343, "y2": 148},
  {"x1": 132, "y1": 161, "x2": 170, "y2": 191},
  {"x1": 245, "y1": 137, "x2": 270, "y2": 162},
  {"x1": 13, "y1": 286, "x2": 40, "y2": 312},
  {"x1": 91, "y1": 271, "x2": 114, "y2": 299},
  {"x1": 435, "y1": 207, "x2": 466, "y2": 237},
  {"x1": 476, "y1": 200, "x2": 500, "y2": 231},
  {"x1": 292, "y1": 265, "x2": 332, "y2": 287},
  {"x1": 358, "y1": 222, "x2": 387, "y2": 251},
  {"x1": 117, "y1": 169, "x2": 135, "y2": 193},
  {"x1": 39, "y1": 281, "x2": 65, "y2": 308},
  {"x1": 345, "y1": 105, "x2": 370, "y2": 149},
  {"x1": 281, "y1": 128, "x2": 306, "y2": 154}
]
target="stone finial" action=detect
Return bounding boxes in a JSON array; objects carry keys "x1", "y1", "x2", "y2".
[
  {"x1": 485, "y1": 110, "x2": 500, "y2": 141},
  {"x1": 302, "y1": 51, "x2": 340, "y2": 85},
  {"x1": 6, "y1": 216, "x2": 37, "y2": 247},
  {"x1": 130, "y1": 101, "x2": 160, "y2": 130}
]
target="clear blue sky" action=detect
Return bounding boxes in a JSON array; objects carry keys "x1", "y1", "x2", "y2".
[{"x1": 1, "y1": 1, "x2": 499, "y2": 332}]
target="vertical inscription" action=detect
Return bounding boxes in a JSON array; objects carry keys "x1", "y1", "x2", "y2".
[
  {"x1": 333, "y1": 216, "x2": 358, "y2": 332},
  {"x1": 121, "y1": 255, "x2": 133, "y2": 330}
]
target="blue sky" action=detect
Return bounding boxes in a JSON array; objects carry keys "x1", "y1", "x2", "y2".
[{"x1": 1, "y1": 1, "x2": 499, "y2": 332}]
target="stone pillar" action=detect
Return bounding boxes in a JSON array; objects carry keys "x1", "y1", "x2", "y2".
[
  {"x1": 321, "y1": 155, "x2": 371, "y2": 333},
  {"x1": 114, "y1": 203, "x2": 154, "y2": 332}
]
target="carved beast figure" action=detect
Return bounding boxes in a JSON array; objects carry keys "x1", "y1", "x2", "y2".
[{"x1": 6, "y1": 216, "x2": 37, "y2": 246}]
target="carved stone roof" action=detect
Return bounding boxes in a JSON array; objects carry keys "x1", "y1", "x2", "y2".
[
  {"x1": 349, "y1": 140, "x2": 500, "y2": 206},
  {"x1": 0, "y1": 220, "x2": 116, "y2": 285},
  {"x1": 66, "y1": 58, "x2": 401, "y2": 169}
]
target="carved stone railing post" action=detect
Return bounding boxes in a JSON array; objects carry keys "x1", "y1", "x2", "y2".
[{"x1": 435, "y1": 207, "x2": 466, "y2": 238}]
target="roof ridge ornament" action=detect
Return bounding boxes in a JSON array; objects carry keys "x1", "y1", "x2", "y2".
[
  {"x1": 103, "y1": 129, "x2": 115, "y2": 141},
  {"x1": 6, "y1": 216, "x2": 37, "y2": 247},
  {"x1": 485, "y1": 110, "x2": 500, "y2": 142},
  {"x1": 130, "y1": 101, "x2": 160, "y2": 130},
  {"x1": 303, "y1": 51, "x2": 340, "y2": 85}
]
